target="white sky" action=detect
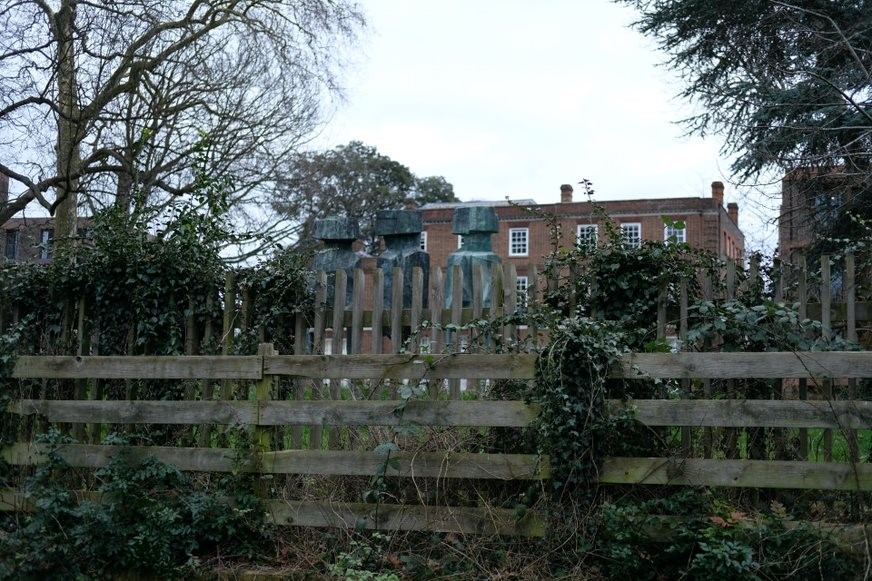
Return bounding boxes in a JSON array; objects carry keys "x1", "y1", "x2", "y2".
[{"x1": 314, "y1": 0, "x2": 780, "y2": 252}]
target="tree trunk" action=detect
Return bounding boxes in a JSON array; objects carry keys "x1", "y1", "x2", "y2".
[{"x1": 54, "y1": 0, "x2": 81, "y2": 249}]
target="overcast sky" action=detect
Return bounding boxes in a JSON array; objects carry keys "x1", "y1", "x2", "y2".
[{"x1": 313, "y1": 0, "x2": 780, "y2": 251}]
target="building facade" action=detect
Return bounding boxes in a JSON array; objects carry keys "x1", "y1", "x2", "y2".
[
  {"x1": 0, "y1": 177, "x2": 93, "y2": 263},
  {"x1": 778, "y1": 167, "x2": 864, "y2": 262},
  {"x1": 419, "y1": 182, "x2": 745, "y2": 288}
]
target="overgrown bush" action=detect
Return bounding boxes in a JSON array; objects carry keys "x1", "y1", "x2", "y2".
[{"x1": 0, "y1": 431, "x2": 270, "y2": 580}]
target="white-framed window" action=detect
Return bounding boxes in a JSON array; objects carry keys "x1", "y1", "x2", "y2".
[
  {"x1": 576, "y1": 224, "x2": 598, "y2": 249},
  {"x1": 620, "y1": 223, "x2": 641, "y2": 249},
  {"x1": 39, "y1": 228, "x2": 54, "y2": 260},
  {"x1": 515, "y1": 275, "x2": 529, "y2": 307},
  {"x1": 457, "y1": 235, "x2": 464, "y2": 249},
  {"x1": 419, "y1": 231, "x2": 427, "y2": 251},
  {"x1": 664, "y1": 223, "x2": 686, "y2": 244},
  {"x1": 508, "y1": 227, "x2": 529, "y2": 256}
]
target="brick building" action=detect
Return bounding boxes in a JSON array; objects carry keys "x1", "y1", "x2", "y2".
[
  {"x1": 419, "y1": 181, "x2": 745, "y2": 290},
  {"x1": 0, "y1": 175, "x2": 92, "y2": 263},
  {"x1": 778, "y1": 167, "x2": 862, "y2": 262}
]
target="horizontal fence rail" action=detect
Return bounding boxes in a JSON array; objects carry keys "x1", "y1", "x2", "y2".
[
  {"x1": 9, "y1": 400, "x2": 539, "y2": 427},
  {"x1": 2, "y1": 444, "x2": 549, "y2": 480},
  {"x1": 0, "y1": 491, "x2": 545, "y2": 537},
  {"x1": 600, "y1": 458, "x2": 872, "y2": 490},
  {"x1": 12, "y1": 351, "x2": 872, "y2": 380}
]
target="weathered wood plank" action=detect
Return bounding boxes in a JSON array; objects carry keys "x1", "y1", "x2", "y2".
[
  {"x1": 600, "y1": 457, "x2": 872, "y2": 490},
  {"x1": 612, "y1": 399, "x2": 872, "y2": 429},
  {"x1": 0, "y1": 489, "x2": 544, "y2": 536},
  {"x1": 27, "y1": 396, "x2": 870, "y2": 430},
  {"x1": 258, "y1": 400, "x2": 538, "y2": 427},
  {"x1": 9, "y1": 400, "x2": 259, "y2": 425},
  {"x1": 13, "y1": 356, "x2": 262, "y2": 379},
  {"x1": 265, "y1": 500, "x2": 545, "y2": 536},
  {"x1": 617, "y1": 352, "x2": 872, "y2": 379},
  {"x1": 409, "y1": 266, "x2": 424, "y2": 353},
  {"x1": 2, "y1": 444, "x2": 549, "y2": 480},
  {"x1": 264, "y1": 354, "x2": 537, "y2": 380},
  {"x1": 14, "y1": 352, "x2": 872, "y2": 382}
]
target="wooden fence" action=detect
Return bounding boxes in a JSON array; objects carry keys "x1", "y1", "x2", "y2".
[
  {"x1": 2, "y1": 251, "x2": 870, "y2": 361},
  {"x1": 2, "y1": 349, "x2": 871, "y2": 537}
]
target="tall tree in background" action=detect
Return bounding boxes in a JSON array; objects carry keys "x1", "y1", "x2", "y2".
[
  {"x1": 0, "y1": 0, "x2": 363, "y2": 248},
  {"x1": 273, "y1": 141, "x2": 458, "y2": 252},
  {"x1": 617, "y1": 0, "x2": 872, "y2": 243}
]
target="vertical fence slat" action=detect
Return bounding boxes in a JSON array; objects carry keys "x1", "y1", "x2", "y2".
[
  {"x1": 701, "y1": 270, "x2": 713, "y2": 459},
  {"x1": 221, "y1": 272, "x2": 236, "y2": 404},
  {"x1": 797, "y1": 254, "x2": 809, "y2": 460},
  {"x1": 198, "y1": 293, "x2": 215, "y2": 448},
  {"x1": 489, "y1": 263, "x2": 504, "y2": 327},
  {"x1": 291, "y1": 313, "x2": 305, "y2": 449},
  {"x1": 328, "y1": 270, "x2": 347, "y2": 449},
  {"x1": 722, "y1": 263, "x2": 739, "y2": 458},
  {"x1": 371, "y1": 269, "x2": 384, "y2": 355},
  {"x1": 488, "y1": 263, "x2": 504, "y2": 354},
  {"x1": 429, "y1": 267, "x2": 444, "y2": 355},
  {"x1": 679, "y1": 278, "x2": 691, "y2": 457},
  {"x1": 410, "y1": 266, "x2": 424, "y2": 354},
  {"x1": 310, "y1": 271, "x2": 328, "y2": 450},
  {"x1": 255, "y1": 343, "x2": 276, "y2": 496},
  {"x1": 820, "y1": 255, "x2": 833, "y2": 462},
  {"x1": 428, "y1": 267, "x2": 445, "y2": 399},
  {"x1": 388, "y1": 267, "x2": 404, "y2": 399},
  {"x1": 656, "y1": 279, "x2": 667, "y2": 341},
  {"x1": 472, "y1": 263, "x2": 484, "y2": 349},
  {"x1": 449, "y1": 265, "x2": 463, "y2": 400},
  {"x1": 845, "y1": 252, "x2": 859, "y2": 462},
  {"x1": 772, "y1": 259, "x2": 786, "y2": 459},
  {"x1": 351, "y1": 269, "x2": 365, "y2": 356},
  {"x1": 473, "y1": 264, "x2": 484, "y2": 320},
  {"x1": 73, "y1": 297, "x2": 88, "y2": 442},
  {"x1": 390, "y1": 267, "x2": 404, "y2": 355}
]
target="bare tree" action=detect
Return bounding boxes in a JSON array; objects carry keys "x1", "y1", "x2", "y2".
[{"x1": 0, "y1": 0, "x2": 363, "y2": 247}]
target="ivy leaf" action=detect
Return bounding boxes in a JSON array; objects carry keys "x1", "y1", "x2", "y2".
[{"x1": 373, "y1": 442, "x2": 399, "y2": 456}]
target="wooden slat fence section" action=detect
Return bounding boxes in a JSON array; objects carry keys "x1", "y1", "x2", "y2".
[
  {"x1": 9, "y1": 400, "x2": 539, "y2": 427},
  {"x1": 15, "y1": 397, "x2": 872, "y2": 431},
  {"x1": 2, "y1": 444, "x2": 548, "y2": 480},
  {"x1": 12, "y1": 351, "x2": 872, "y2": 381},
  {"x1": 609, "y1": 399, "x2": 872, "y2": 429},
  {"x1": 0, "y1": 491, "x2": 545, "y2": 537},
  {"x1": 617, "y1": 352, "x2": 872, "y2": 379},
  {"x1": 264, "y1": 353, "x2": 537, "y2": 380},
  {"x1": 601, "y1": 458, "x2": 872, "y2": 490},
  {"x1": 13, "y1": 355, "x2": 262, "y2": 379}
]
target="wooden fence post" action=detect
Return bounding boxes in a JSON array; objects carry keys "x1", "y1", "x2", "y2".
[{"x1": 255, "y1": 342, "x2": 276, "y2": 497}]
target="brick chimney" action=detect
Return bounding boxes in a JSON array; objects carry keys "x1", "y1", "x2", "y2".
[
  {"x1": 711, "y1": 181, "x2": 724, "y2": 206},
  {"x1": 727, "y1": 202, "x2": 739, "y2": 226},
  {"x1": 560, "y1": 184, "x2": 573, "y2": 203}
]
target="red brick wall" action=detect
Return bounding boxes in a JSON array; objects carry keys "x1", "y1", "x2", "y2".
[{"x1": 421, "y1": 195, "x2": 745, "y2": 272}]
